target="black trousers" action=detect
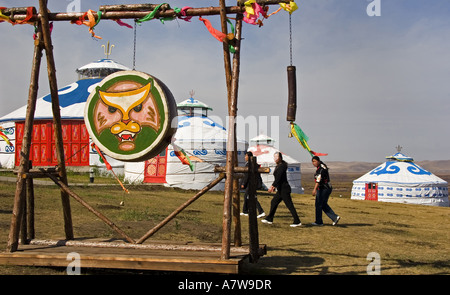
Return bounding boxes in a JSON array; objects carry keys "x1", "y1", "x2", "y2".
[
  {"x1": 315, "y1": 186, "x2": 338, "y2": 224},
  {"x1": 265, "y1": 184, "x2": 301, "y2": 224},
  {"x1": 242, "y1": 192, "x2": 264, "y2": 215}
]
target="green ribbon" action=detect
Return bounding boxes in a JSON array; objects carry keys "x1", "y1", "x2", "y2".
[{"x1": 137, "y1": 3, "x2": 181, "y2": 24}]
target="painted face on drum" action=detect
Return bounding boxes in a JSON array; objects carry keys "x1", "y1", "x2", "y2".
[{"x1": 93, "y1": 81, "x2": 160, "y2": 151}]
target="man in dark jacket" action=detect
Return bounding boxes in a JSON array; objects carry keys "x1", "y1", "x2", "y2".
[{"x1": 262, "y1": 152, "x2": 301, "y2": 227}]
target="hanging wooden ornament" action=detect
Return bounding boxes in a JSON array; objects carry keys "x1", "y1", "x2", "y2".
[{"x1": 84, "y1": 70, "x2": 177, "y2": 162}]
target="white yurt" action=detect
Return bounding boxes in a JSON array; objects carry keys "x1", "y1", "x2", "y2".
[
  {"x1": 123, "y1": 96, "x2": 248, "y2": 190},
  {"x1": 351, "y1": 152, "x2": 449, "y2": 207},
  {"x1": 247, "y1": 134, "x2": 303, "y2": 194},
  {"x1": 0, "y1": 58, "x2": 130, "y2": 170}
]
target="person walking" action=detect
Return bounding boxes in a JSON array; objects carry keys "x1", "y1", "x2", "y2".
[
  {"x1": 262, "y1": 152, "x2": 301, "y2": 227},
  {"x1": 241, "y1": 152, "x2": 265, "y2": 218},
  {"x1": 311, "y1": 156, "x2": 340, "y2": 226}
]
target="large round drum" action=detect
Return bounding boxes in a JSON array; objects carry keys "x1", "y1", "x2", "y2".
[{"x1": 84, "y1": 70, "x2": 177, "y2": 162}]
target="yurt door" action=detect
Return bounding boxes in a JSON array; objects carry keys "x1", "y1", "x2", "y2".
[
  {"x1": 365, "y1": 183, "x2": 378, "y2": 201},
  {"x1": 144, "y1": 148, "x2": 168, "y2": 183}
]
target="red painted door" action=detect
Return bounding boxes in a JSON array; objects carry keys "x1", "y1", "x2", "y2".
[
  {"x1": 365, "y1": 183, "x2": 378, "y2": 201},
  {"x1": 144, "y1": 148, "x2": 167, "y2": 183},
  {"x1": 15, "y1": 120, "x2": 90, "y2": 167},
  {"x1": 15, "y1": 121, "x2": 52, "y2": 166}
]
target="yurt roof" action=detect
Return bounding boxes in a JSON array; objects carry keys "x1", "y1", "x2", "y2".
[
  {"x1": 0, "y1": 78, "x2": 102, "y2": 122},
  {"x1": 250, "y1": 134, "x2": 276, "y2": 145},
  {"x1": 76, "y1": 58, "x2": 130, "y2": 77},
  {"x1": 353, "y1": 152, "x2": 447, "y2": 186},
  {"x1": 386, "y1": 152, "x2": 414, "y2": 162},
  {"x1": 248, "y1": 144, "x2": 300, "y2": 165},
  {"x1": 0, "y1": 59, "x2": 131, "y2": 123},
  {"x1": 174, "y1": 115, "x2": 246, "y2": 144},
  {"x1": 177, "y1": 97, "x2": 212, "y2": 110}
]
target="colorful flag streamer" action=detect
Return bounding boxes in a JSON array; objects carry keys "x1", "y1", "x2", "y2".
[
  {"x1": 91, "y1": 143, "x2": 129, "y2": 193},
  {"x1": 72, "y1": 9, "x2": 102, "y2": 39},
  {"x1": 0, "y1": 130, "x2": 12, "y2": 146},
  {"x1": 243, "y1": 0, "x2": 267, "y2": 26},
  {"x1": 280, "y1": 1, "x2": 299, "y2": 14},
  {"x1": 178, "y1": 6, "x2": 193, "y2": 22},
  {"x1": 290, "y1": 123, "x2": 328, "y2": 157},
  {"x1": 0, "y1": 6, "x2": 34, "y2": 25},
  {"x1": 136, "y1": 3, "x2": 167, "y2": 24},
  {"x1": 112, "y1": 19, "x2": 133, "y2": 29},
  {"x1": 172, "y1": 143, "x2": 194, "y2": 171},
  {"x1": 198, "y1": 16, "x2": 235, "y2": 53}
]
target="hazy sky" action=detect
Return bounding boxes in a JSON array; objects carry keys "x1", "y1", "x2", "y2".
[{"x1": 1, "y1": 0, "x2": 449, "y2": 163}]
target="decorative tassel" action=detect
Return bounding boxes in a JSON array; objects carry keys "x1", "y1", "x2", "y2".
[
  {"x1": 172, "y1": 143, "x2": 194, "y2": 171},
  {"x1": 290, "y1": 123, "x2": 328, "y2": 157}
]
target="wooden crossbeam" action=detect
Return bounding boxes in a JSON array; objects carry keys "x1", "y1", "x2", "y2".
[{"x1": 4, "y1": 0, "x2": 290, "y2": 22}]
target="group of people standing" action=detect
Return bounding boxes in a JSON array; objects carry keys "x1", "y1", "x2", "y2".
[{"x1": 240, "y1": 151, "x2": 340, "y2": 227}]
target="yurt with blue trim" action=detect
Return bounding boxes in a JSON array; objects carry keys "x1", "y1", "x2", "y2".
[
  {"x1": 351, "y1": 152, "x2": 449, "y2": 207},
  {"x1": 123, "y1": 95, "x2": 248, "y2": 190},
  {"x1": 0, "y1": 58, "x2": 130, "y2": 169}
]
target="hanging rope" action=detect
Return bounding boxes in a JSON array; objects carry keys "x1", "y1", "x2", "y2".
[
  {"x1": 289, "y1": 13, "x2": 293, "y2": 66},
  {"x1": 133, "y1": 19, "x2": 137, "y2": 70}
]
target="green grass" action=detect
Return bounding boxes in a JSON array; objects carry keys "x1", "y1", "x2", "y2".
[{"x1": 0, "y1": 173, "x2": 449, "y2": 275}]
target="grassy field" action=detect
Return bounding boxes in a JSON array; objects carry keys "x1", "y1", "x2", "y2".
[{"x1": 0, "y1": 172, "x2": 449, "y2": 275}]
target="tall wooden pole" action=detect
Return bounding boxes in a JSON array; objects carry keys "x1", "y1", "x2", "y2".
[
  {"x1": 219, "y1": 0, "x2": 234, "y2": 260},
  {"x1": 219, "y1": 0, "x2": 246, "y2": 260},
  {"x1": 231, "y1": 15, "x2": 244, "y2": 247},
  {"x1": 6, "y1": 19, "x2": 43, "y2": 253},
  {"x1": 38, "y1": 0, "x2": 74, "y2": 240}
]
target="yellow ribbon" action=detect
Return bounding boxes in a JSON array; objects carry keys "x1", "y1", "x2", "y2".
[
  {"x1": 280, "y1": 1, "x2": 299, "y2": 14},
  {"x1": 0, "y1": 10, "x2": 12, "y2": 24},
  {"x1": 0, "y1": 7, "x2": 35, "y2": 25},
  {"x1": 244, "y1": 0, "x2": 257, "y2": 16}
]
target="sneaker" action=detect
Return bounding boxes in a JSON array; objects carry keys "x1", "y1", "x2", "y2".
[
  {"x1": 240, "y1": 213, "x2": 248, "y2": 216},
  {"x1": 311, "y1": 222, "x2": 323, "y2": 226},
  {"x1": 261, "y1": 219, "x2": 273, "y2": 225},
  {"x1": 290, "y1": 223, "x2": 302, "y2": 227},
  {"x1": 257, "y1": 212, "x2": 266, "y2": 219},
  {"x1": 333, "y1": 216, "x2": 341, "y2": 226}
]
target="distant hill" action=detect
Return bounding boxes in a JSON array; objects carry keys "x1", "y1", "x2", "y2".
[{"x1": 301, "y1": 160, "x2": 450, "y2": 176}]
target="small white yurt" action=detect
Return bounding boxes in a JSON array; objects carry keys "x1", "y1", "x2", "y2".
[
  {"x1": 351, "y1": 152, "x2": 449, "y2": 207},
  {"x1": 247, "y1": 134, "x2": 303, "y2": 194},
  {"x1": 123, "y1": 96, "x2": 248, "y2": 190}
]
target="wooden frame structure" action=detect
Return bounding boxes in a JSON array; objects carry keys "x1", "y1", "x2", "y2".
[{"x1": 1, "y1": 0, "x2": 289, "y2": 273}]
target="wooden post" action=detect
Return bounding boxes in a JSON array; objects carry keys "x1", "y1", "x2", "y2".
[
  {"x1": 38, "y1": 0, "x2": 74, "y2": 240},
  {"x1": 247, "y1": 156, "x2": 260, "y2": 262},
  {"x1": 19, "y1": 184, "x2": 27, "y2": 245},
  {"x1": 137, "y1": 174, "x2": 226, "y2": 244},
  {"x1": 231, "y1": 15, "x2": 244, "y2": 248},
  {"x1": 219, "y1": 0, "x2": 236, "y2": 260},
  {"x1": 6, "y1": 19, "x2": 43, "y2": 253},
  {"x1": 232, "y1": 172, "x2": 242, "y2": 247},
  {"x1": 26, "y1": 161, "x2": 35, "y2": 241}
]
